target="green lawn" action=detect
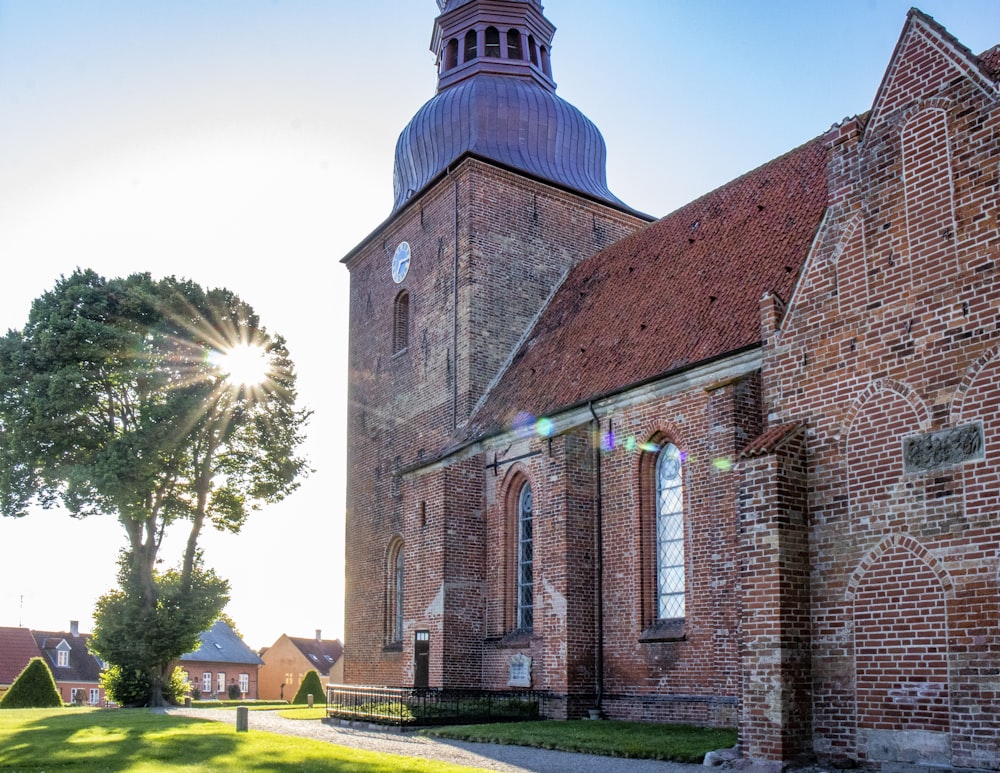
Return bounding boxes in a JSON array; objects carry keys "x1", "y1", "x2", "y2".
[
  {"x1": 421, "y1": 720, "x2": 737, "y2": 763},
  {"x1": 0, "y1": 708, "x2": 489, "y2": 772}
]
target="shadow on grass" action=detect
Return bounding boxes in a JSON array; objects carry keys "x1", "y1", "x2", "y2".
[
  {"x1": 0, "y1": 709, "x2": 238, "y2": 771},
  {"x1": 0, "y1": 708, "x2": 486, "y2": 772}
]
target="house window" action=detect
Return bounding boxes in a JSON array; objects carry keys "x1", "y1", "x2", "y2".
[
  {"x1": 484, "y1": 26, "x2": 500, "y2": 57},
  {"x1": 656, "y1": 443, "x2": 685, "y2": 619},
  {"x1": 239, "y1": 673, "x2": 249, "y2": 694},
  {"x1": 57, "y1": 649, "x2": 69, "y2": 667},
  {"x1": 517, "y1": 483, "x2": 534, "y2": 631},
  {"x1": 393, "y1": 290, "x2": 409, "y2": 353},
  {"x1": 217, "y1": 673, "x2": 225, "y2": 694},
  {"x1": 507, "y1": 29, "x2": 522, "y2": 60},
  {"x1": 464, "y1": 29, "x2": 478, "y2": 62},
  {"x1": 89, "y1": 688, "x2": 100, "y2": 705},
  {"x1": 202, "y1": 672, "x2": 212, "y2": 693},
  {"x1": 70, "y1": 688, "x2": 83, "y2": 704},
  {"x1": 386, "y1": 537, "x2": 405, "y2": 644}
]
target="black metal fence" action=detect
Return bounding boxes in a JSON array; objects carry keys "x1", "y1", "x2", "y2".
[{"x1": 325, "y1": 684, "x2": 544, "y2": 727}]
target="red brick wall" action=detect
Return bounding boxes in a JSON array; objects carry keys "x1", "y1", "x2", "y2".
[
  {"x1": 762, "y1": 16, "x2": 1000, "y2": 769},
  {"x1": 342, "y1": 159, "x2": 645, "y2": 686}
]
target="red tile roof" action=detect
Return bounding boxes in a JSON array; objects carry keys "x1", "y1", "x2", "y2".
[
  {"x1": 461, "y1": 134, "x2": 829, "y2": 442},
  {"x1": 0, "y1": 627, "x2": 42, "y2": 686},
  {"x1": 740, "y1": 422, "x2": 805, "y2": 459}
]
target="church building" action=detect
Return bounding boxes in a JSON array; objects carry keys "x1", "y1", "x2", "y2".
[{"x1": 342, "y1": 2, "x2": 1000, "y2": 769}]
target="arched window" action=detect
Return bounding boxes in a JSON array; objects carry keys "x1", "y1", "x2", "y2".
[
  {"x1": 484, "y1": 27, "x2": 501, "y2": 58},
  {"x1": 393, "y1": 290, "x2": 409, "y2": 353},
  {"x1": 464, "y1": 29, "x2": 478, "y2": 62},
  {"x1": 656, "y1": 443, "x2": 685, "y2": 619},
  {"x1": 516, "y1": 483, "x2": 534, "y2": 630},
  {"x1": 387, "y1": 538, "x2": 404, "y2": 644},
  {"x1": 445, "y1": 38, "x2": 459, "y2": 70},
  {"x1": 527, "y1": 35, "x2": 538, "y2": 66},
  {"x1": 506, "y1": 29, "x2": 522, "y2": 60}
]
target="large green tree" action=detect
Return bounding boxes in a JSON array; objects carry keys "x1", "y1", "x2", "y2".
[{"x1": 0, "y1": 269, "x2": 310, "y2": 705}]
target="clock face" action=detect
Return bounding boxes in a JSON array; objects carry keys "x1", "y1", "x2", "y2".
[{"x1": 391, "y1": 242, "x2": 411, "y2": 284}]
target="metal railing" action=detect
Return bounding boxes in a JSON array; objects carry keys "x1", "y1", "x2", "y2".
[{"x1": 325, "y1": 684, "x2": 544, "y2": 727}]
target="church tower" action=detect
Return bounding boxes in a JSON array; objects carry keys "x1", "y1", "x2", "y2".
[{"x1": 341, "y1": 0, "x2": 647, "y2": 687}]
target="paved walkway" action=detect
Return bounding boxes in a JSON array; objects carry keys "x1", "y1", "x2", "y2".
[{"x1": 161, "y1": 707, "x2": 707, "y2": 773}]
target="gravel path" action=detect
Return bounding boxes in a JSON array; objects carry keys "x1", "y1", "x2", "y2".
[{"x1": 161, "y1": 707, "x2": 706, "y2": 773}]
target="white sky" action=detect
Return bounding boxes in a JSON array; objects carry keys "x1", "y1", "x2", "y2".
[{"x1": 0, "y1": 0, "x2": 996, "y2": 651}]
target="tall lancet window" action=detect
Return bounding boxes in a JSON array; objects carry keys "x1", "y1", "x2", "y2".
[
  {"x1": 387, "y1": 538, "x2": 404, "y2": 644},
  {"x1": 656, "y1": 443, "x2": 685, "y2": 619},
  {"x1": 393, "y1": 290, "x2": 409, "y2": 353},
  {"x1": 464, "y1": 29, "x2": 478, "y2": 62},
  {"x1": 517, "y1": 483, "x2": 534, "y2": 630}
]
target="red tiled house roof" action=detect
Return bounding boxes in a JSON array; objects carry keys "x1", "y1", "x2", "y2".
[
  {"x1": 460, "y1": 134, "x2": 830, "y2": 443},
  {"x1": 0, "y1": 627, "x2": 43, "y2": 686}
]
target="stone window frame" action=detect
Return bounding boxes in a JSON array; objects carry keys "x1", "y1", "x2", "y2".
[{"x1": 499, "y1": 469, "x2": 534, "y2": 643}]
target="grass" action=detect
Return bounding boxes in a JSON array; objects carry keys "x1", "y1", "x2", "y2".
[
  {"x1": 420, "y1": 720, "x2": 737, "y2": 763},
  {"x1": 0, "y1": 707, "x2": 490, "y2": 772}
]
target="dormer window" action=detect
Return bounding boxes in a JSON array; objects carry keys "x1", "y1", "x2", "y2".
[
  {"x1": 484, "y1": 27, "x2": 500, "y2": 58},
  {"x1": 507, "y1": 29, "x2": 522, "y2": 60},
  {"x1": 57, "y1": 649, "x2": 69, "y2": 667},
  {"x1": 464, "y1": 29, "x2": 478, "y2": 62}
]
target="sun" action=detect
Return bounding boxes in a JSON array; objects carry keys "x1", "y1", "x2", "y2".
[{"x1": 210, "y1": 343, "x2": 270, "y2": 386}]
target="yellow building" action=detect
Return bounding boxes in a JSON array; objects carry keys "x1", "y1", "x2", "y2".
[{"x1": 258, "y1": 631, "x2": 343, "y2": 702}]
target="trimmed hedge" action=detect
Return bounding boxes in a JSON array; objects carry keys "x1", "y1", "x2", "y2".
[
  {"x1": 292, "y1": 670, "x2": 325, "y2": 705},
  {"x1": 1, "y1": 658, "x2": 63, "y2": 708}
]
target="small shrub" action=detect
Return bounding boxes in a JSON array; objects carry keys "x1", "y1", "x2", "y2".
[
  {"x1": 227, "y1": 683, "x2": 241, "y2": 700},
  {"x1": 0, "y1": 658, "x2": 63, "y2": 708},
  {"x1": 292, "y1": 670, "x2": 325, "y2": 705}
]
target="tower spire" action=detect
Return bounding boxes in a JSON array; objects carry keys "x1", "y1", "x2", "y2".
[
  {"x1": 431, "y1": 0, "x2": 555, "y2": 93},
  {"x1": 391, "y1": 1, "x2": 628, "y2": 213}
]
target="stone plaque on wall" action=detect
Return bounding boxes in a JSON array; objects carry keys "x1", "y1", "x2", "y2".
[
  {"x1": 903, "y1": 422, "x2": 984, "y2": 473},
  {"x1": 507, "y1": 653, "x2": 532, "y2": 687}
]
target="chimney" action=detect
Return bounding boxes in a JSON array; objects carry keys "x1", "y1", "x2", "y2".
[
  {"x1": 315, "y1": 629, "x2": 322, "y2": 642},
  {"x1": 70, "y1": 620, "x2": 79, "y2": 637}
]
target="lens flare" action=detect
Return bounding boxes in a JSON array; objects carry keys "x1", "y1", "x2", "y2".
[
  {"x1": 536, "y1": 417, "x2": 554, "y2": 437},
  {"x1": 713, "y1": 456, "x2": 733, "y2": 472}
]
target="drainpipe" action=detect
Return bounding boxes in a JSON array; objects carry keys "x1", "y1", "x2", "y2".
[{"x1": 589, "y1": 402, "x2": 605, "y2": 712}]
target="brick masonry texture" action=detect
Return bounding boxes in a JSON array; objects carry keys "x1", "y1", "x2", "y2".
[{"x1": 342, "y1": 7, "x2": 1000, "y2": 771}]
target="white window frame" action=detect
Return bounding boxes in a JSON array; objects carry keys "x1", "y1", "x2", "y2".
[
  {"x1": 656, "y1": 442, "x2": 686, "y2": 619},
  {"x1": 217, "y1": 672, "x2": 225, "y2": 693},
  {"x1": 202, "y1": 672, "x2": 212, "y2": 693},
  {"x1": 239, "y1": 673, "x2": 249, "y2": 694},
  {"x1": 57, "y1": 649, "x2": 69, "y2": 667},
  {"x1": 89, "y1": 688, "x2": 100, "y2": 705}
]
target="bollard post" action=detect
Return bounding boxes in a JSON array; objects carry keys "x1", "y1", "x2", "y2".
[
  {"x1": 307, "y1": 694, "x2": 314, "y2": 709},
  {"x1": 184, "y1": 697, "x2": 192, "y2": 708},
  {"x1": 236, "y1": 705, "x2": 249, "y2": 732}
]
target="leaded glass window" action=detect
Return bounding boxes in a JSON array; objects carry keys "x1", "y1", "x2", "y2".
[
  {"x1": 656, "y1": 443, "x2": 685, "y2": 619},
  {"x1": 517, "y1": 483, "x2": 533, "y2": 630}
]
